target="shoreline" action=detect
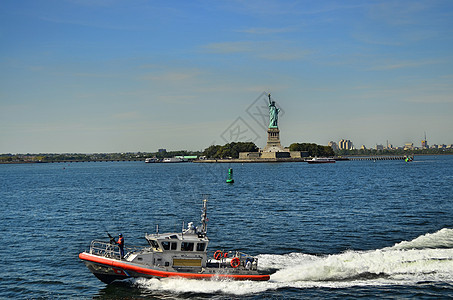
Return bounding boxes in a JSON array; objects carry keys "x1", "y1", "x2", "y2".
[{"x1": 1, "y1": 153, "x2": 452, "y2": 165}]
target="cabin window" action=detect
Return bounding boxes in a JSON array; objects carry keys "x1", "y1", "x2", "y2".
[
  {"x1": 161, "y1": 241, "x2": 170, "y2": 250},
  {"x1": 196, "y1": 243, "x2": 206, "y2": 251},
  {"x1": 149, "y1": 239, "x2": 160, "y2": 250},
  {"x1": 161, "y1": 241, "x2": 177, "y2": 251},
  {"x1": 181, "y1": 242, "x2": 194, "y2": 251}
]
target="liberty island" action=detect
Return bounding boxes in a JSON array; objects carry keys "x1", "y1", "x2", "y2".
[{"x1": 238, "y1": 93, "x2": 305, "y2": 161}]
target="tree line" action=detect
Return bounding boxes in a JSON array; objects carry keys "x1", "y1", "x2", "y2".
[
  {"x1": 202, "y1": 142, "x2": 258, "y2": 159},
  {"x1": 0, "y1": 151, "x2": 203, "y2": 163},
  {"x1": 288, "y1": 143, "x2": 335, "y2": 157},
  {"x1": 201, "y1": 142, "x2": 334, "y2": 159}
]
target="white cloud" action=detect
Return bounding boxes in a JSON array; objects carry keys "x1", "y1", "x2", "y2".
[
  {"x1": 400, "y1": 94, "x2": 453, "y2": 104},
  {"x1": 370, "y1": 59, "x2": 444, "y2": 71},
  {"x1": 259, "y1": 51, "x2": 310, "y2": 61},
  {"x1": 368, "y1": 1, "x2": 431, "y2": 26},
  {"x1": 111, "y1": 111, "x2": 142, "y2": 120},
  {"x1": 140, "y1": 69, "x2": 203, "y2": 82},
  {"x1": 202, "y1": 41, "x2": 254, "y2": 54},
  {"x1": 202, "y1": 40, "x2": 310, "y2": 61},
  {"x1": 237, "y1": 26, "x2": 296, "y2": 35}
]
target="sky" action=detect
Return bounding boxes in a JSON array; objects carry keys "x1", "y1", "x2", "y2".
[{"x1": 1, "y1": 0, "x2": 452, "y2": 153}]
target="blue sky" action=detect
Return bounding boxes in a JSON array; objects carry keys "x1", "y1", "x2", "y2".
[{"x1": 1, "y1": 0, "x2": 452, "y2": 153}]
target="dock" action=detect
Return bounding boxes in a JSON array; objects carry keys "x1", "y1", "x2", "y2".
[{"x1": 346, "y1": 156, "x2": 408, "y2": 161}]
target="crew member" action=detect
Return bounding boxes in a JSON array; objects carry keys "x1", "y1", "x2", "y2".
[{"x1": 117, "y1": 234, "x2": 125, "y2": 258}]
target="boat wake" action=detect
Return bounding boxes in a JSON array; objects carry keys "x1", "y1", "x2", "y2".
[{"x1": 132, "y1": 228, "x2": 453, "y2": 295}]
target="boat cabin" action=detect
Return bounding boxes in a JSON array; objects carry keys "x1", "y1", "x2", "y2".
[
  {"x1": 126, "y1": 223, "x2": 210, "y2": 272},
  {"x1": 145, "y1": 232, "x2": 209, "y2": 253}
]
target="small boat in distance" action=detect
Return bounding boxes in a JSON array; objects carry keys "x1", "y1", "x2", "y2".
[
  {"x1": 306, "y1": 157, "x2": 336, "y2": 164},
  {"x1": 162, "y1": 157, "x2": 187, "y2": 163},
  {"x1": 79, "y1": 198, "x2": 270, "y2": 283}
]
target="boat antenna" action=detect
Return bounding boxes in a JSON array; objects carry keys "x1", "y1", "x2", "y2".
[
  {"x1": 182, "y1": 221, "x2": 185, "y2": 237},
  {"x1": 200, "y1": 194, "x2": 209, "y2": 236}
]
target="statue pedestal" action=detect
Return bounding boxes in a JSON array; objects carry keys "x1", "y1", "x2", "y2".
[
  {"x1": 263, "y1": 128, "x2": 284, "y2": 152},
  {"x1": 260, "y1": 127, "x2": 291, "y2": 158}
]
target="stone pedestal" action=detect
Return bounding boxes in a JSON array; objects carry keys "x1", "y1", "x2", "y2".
[{"x1": 263, "y1": 128, "x2": 284, "y2": 152}]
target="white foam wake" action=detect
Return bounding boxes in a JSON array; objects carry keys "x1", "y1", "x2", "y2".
[
  {"x1": 133, "y1": 228, "x2": 453, "y2": 295},
  {"x1": 267, "y1": 248, "x2": 453, "y2": 283},
  {"x1": 134, "y1": 277, "x2": 273, "y2": 295},
  {"x1": 389, "y1": 228, "x2": 453, "y2": 250}
]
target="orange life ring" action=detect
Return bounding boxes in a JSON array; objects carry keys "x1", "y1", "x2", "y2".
[
  {"x1": 214, "y1": 250, "x2": 223, "y2": 260},
  {"x1": 230, "y1": 257, "x2": 240, "y2": 268}
]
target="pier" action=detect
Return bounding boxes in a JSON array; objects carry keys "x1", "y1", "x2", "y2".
[
  {"x1": 195, "y1": 158, "x2": 306, "y2": 163},
  {"x1": 346, "y1": 156, "x2": 408, "y2": 161}
]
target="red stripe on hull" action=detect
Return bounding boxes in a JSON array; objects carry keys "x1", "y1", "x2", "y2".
[{"x1": 79, "y1": 252, "x2": 270, "y2": 281}]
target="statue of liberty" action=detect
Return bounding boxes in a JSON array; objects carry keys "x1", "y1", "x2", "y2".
[{"x1": 268, "y1": 93, "x2": 280, "y2": 128}]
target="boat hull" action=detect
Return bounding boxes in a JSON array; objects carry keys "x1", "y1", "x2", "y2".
[{"x1": 79, "y1": 252, "x2": 270, "y2": 282}]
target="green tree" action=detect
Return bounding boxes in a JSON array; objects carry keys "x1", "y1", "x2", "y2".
[
  {"x1": 203, "y1": 145, "x2": 222, "y2": 158},
  {"x1": 289, "y1": 143, "x2": 334, "y2": 157},
  {"x1": 202, "y1": 142, "x2": 258, "y2": 159}
]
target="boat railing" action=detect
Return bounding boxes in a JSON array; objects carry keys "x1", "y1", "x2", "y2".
[
  {"x1": 207, "y1": 250, "x2": 258, "y2": 270},
  {"x1": 89, "y1": 240, "x2": 143, "y2": 260}
]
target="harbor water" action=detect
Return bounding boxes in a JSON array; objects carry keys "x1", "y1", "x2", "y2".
[{"x1": 1, "y1": 155, "x2": 453, "y2": 299}]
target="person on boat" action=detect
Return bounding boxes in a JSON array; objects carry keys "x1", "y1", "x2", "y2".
[{"x1": 117, "y1": 234, "x2": 125, "y2": 258}]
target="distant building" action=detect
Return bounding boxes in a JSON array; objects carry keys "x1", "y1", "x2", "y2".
[
  {"x1": 384, "y1": 140, "x2": 393, "y2": 149},
  {"x1": 360, "y1": 145, "x2": 367, "y2": 150},
  {"x1": 339, "y1": 139, "x2": 353, "y2": 150},
  {"x1": 421, "y1": 139, "x2": 428, "y2": 149},
  {"x1": 328, "y1": 141, "x2": 339, "y2": 151},
  {"x1": 158, "y1": 149, "x2": 167, "y2": 153},
  {"x1": 433, "y1": 144, "x2": 447, "y2": 149},
  {"x1": 375, "y1": 144, "x2": 384, "y2": 151},
  {"x1": 404, "y1": 143, "x2": 414, "y2": 150},
  {"x1": 421, "y1": 132, "x2": 428, "y2": 149}
]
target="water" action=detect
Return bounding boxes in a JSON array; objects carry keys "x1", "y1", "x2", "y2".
[{"x1": 1, "y1": 156, "x2": 453, "y2": 299}]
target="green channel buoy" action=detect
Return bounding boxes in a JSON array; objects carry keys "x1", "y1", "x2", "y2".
[
  {"x1": 405, "y1": 155, "x2": 414, "y2": 162},
  {"x1": 226, "y1": 168, "x2": 234, "y2": 184}
]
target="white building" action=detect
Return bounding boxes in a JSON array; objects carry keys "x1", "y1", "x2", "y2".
[{"x1": 339, "y1": 139, "x2": 353, "y2": 150}]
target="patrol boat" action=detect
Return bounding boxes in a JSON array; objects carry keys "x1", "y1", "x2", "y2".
[{"x1": 79, "y1": 198, "x2": 270, "y2": 283}]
